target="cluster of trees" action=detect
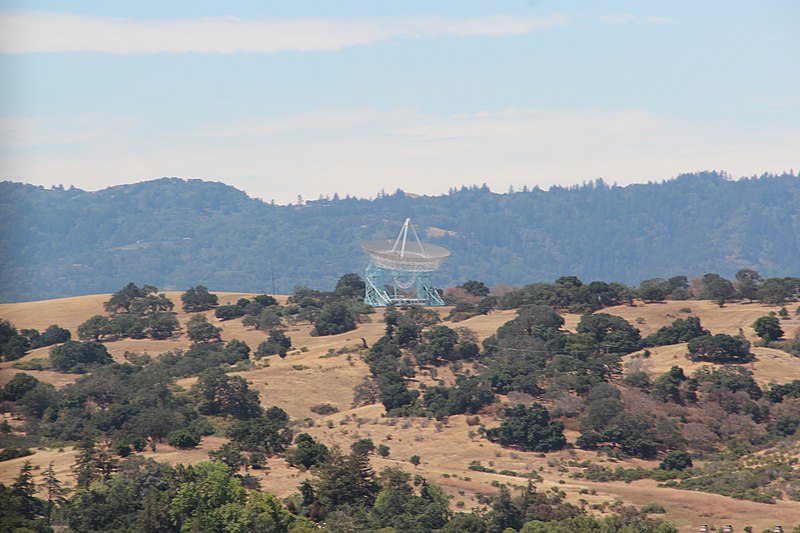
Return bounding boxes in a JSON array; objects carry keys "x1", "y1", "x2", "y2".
[
  {"x1": 216, "y1": 276, "x2": 370, "y2": 339},
  {"x1": 360, "y1": 306, "x2": 496, "y2": 418},
  {"x1": 686, "y1": 334, "x2": 752, "y2": 363},
  {"x1": 472, "y1": 269, "x2": 800, "y2": 318},
  {"x1": 1, "y1": 362, "x2": 213, "y2": 453},
  {"x1": 1, "y1": 335, "x2": 274, "y2": 451},
  {"x1": 497, "y1": 276, "x2": 633, "y2": 314},
  {"x1": 0, "y1": 319, "x2": 70, "y2": 361},
  {"x1": 1, "y1": 456, "x2": 314, "y2": 533},
  {"x1": 486, "y1": 403, "x2": 567, "y2": 452},
  {"x1": 283, "y1": 444, "x2": 671, "y2": 533},
  {"x1": 1, "y1": 444, "x2": 677, "y2": 533},
  {"x1": 49, "y1": 340, "x2": 113, "y2": 373},
  {"x1": 217, "y1": 294, "x2": 278, "y2": 321},
  {"x1": 78, "y1": 283, "x2": 179, "y2": 341},
  {"x1": 363, "y1": 294, "x2": 800, "y2": 461},
  {"x1": 644, "y1": 316, "x2": 709, "y2": 347},
  {"x1": 287, "y1": 280, "x2": 372, "y2": 337}
]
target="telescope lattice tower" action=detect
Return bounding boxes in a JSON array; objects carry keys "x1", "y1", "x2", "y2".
[{"x1": 361, "y1": 218, "x2": 450, "y2": 307}]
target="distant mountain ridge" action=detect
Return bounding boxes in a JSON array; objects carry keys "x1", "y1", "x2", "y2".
[{"x1": 1, "y1": 172, "x2": 799, "y2": 303}]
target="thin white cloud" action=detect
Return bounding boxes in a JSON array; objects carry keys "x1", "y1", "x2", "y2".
[
  {"x1": 0, "y1": 11, "x2": 567, "y2": 54},
  {"x1": 644, "y1": 16, "x2": 673, "y2": 25},
  {"x1": 2, "y1": 107, "x2": 796, "y2": 204},
  {"x1": 599, "y1": 14, "x2": 637, "y2": 25},
  {"x1": 599, "y1": 14, "x2": 672, "y2": 25}
]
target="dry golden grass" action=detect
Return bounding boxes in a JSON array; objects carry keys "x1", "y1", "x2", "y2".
[
  {"x1": 3, "y1": 293, "x2": 800, "y2": 531},
  {"x1": 598, "y1": 299, "x2": 799, "y2": 342}
]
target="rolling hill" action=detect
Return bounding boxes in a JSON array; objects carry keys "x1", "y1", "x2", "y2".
[
  {"x1": 2, "y1": 171, "x2": 799, "y2": 302},
  {"x1": 2, "y1": 292, "x2": 800, "y2": 531}
]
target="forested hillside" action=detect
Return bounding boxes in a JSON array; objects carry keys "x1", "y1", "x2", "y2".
[{"x1": 1, "y1": 171, "x2": 799, "y2": 302}]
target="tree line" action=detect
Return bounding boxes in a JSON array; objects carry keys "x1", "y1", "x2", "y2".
[{"x1": 2, "y1": 171, "x2": 799, "y2": 302}]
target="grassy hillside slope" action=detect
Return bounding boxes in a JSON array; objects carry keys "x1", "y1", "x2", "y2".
[{"x1": 2, "y1": 294, "x2": 800, "y2": 531}]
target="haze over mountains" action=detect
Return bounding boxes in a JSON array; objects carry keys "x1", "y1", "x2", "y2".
[{"x1": 2, "y1": 171, "x2": 798, "y2": 303}]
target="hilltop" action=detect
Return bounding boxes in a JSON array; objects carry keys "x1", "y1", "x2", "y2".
[
  {"x1": 2, "y1": 171, "x2": 800, "y2": 302},
  {"x1": 2, "y1": 289, "x2": 800, "y2": 531}
]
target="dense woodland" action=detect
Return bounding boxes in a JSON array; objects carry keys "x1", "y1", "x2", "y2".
[
  {"x1": 2, "y1": 171, "x2": 799, "y2": 302},
  {"x1": 2, "y1": 273, "x2": 800, "y2": 531}
]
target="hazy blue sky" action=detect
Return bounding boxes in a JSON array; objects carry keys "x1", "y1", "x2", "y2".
[{"x1": 1, "y1": 1, "x2": 798, "y2": 203}]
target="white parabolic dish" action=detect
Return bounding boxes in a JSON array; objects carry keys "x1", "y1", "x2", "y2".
[{"x1": 361, "y1": 240, "x2": 450, "y2": 272}]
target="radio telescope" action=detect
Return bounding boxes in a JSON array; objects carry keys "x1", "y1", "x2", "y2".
[{"x1": 361, "y1": 218, "x2": 450, "y2": 306}]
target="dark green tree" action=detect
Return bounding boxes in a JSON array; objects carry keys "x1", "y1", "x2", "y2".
[
  {"x1": 638, "y1": 278, "x2": 669, "y2": 302},
  {"x1": 758, "y1": 277, "x2": 793, "y2": 305},
  {"x1": 208, "y1": 442, "x2": 247, "y2": 473},
  {"x1": 659, "y1": 451, "x2": 693, "y2": 471},
  {"x1": 41, "y1": 461, "x2": 67, "y2": 525},
  {"x1": 0, "y1": 372, "x2": 40, "y2": 401},
  {"x1": 186, "y1": 315, "x2": 222, "y2": 344},
  {"x1": 11, "y1": 460, "x2": 39, "y2": 519},
  {"x1": 700, "y1": 273, "x2": 736, "y2": 307},
  {"x1": 576, "y1": 313, "x2": 642, "y2": 354},
  {"x1": 287, "y1": 433, "x2": 330, "y2": 469},
  {"x1": 147, "y1": 311, "x2": 179, "y2": 339},
  {"x1": 752, "y1": 315, "x2": 784, "y2": 344},
  {"x1": 314, "y1": 447, "x2": 380, "y2": 511},
  {"x1": 35, "y1": 325, "x2": 71, "y2": 348},
  {"x1": 227, "y1": 406, "x2": 293, "y2": 455},
  {"x1": 192, "y1": 368, "x2": 262, "y2": 419},
  {"x1": 104, "y1": 282, "x2": 157, "y2": 314},
  {"x1": 335, "y1": 273, "x2": 366, "y2": 299},
  {"x1": 645, "y1": 316, "x2": 709, "y2": 346},
  {"x1": 168, "y1": 429, "x2": 201, "y2": 449},
  {"x1": 256, "y1": 330, "x2": 292, "y2": 358},
  {"x1": 735, "y1": 269, "x2": 762, "y2": 302},
  {"x1": 222, "y1": 338, "x2": 251, "y2": 363},
  {"x1": 73, "y1": 438, "x2": 100, "y2": 489},
  {"x1": 77, "y1": 315, "x2": 111, "y2": 341},
  {"x1": 424, "y1": 325, "x2": 459, "y2": 362},
  {"x1": 459, "y1": 280, "x2": 491, "y2": 297},
  {"x1": 486, "y1": 403, "x2": 566, "y2": 452},
  {"x1": 181, "y1": 285, "x2": 219, "y2": 312},
  {"x1": 312, "y1": 302, "x2": 356, "y2": 336},
  {"x1": 50, "y1": 340, "x2": 112, "y2": 373},
  {"x1": 687, "y1": 334, "x2": 752, "y2": 363}
]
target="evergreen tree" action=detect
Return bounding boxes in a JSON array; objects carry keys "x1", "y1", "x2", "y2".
[
  {"x1": 11, "y1": 460, "x2": 38, "y2": 519},
  {"x1": 41, "y1": 461, "x2": 67, "y2": 525},
  {"x1": 73, "y1": 438, "x2": 99, "y2": 488}
]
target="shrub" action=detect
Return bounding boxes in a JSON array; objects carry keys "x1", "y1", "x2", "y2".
[
  {"x1": 350, "y1": 438, "x2": 375, "y2": 455},
  {"x1": 216, "y1": 305, "x2": 246, "y2": 321},
  {"x1": 310, "y1": 403, "x2": 339, "y2": 415},
  {"x1": 640, "y1": 502, "x2": 666, "y2": 513},
  {"x1": 659, "y1": 451, "x2": 693, "y2": 471},
  {"x1": 168, "y1": 429, "x2": 201, "y2": 449},
  {"x1": 0, "y1": 447, "x2": 33, "y2": 462}
]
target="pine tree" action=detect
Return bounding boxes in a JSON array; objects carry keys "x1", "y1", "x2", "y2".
[
  {"x1": 41, "y1": 460, "x2": 67, "y2": 525},
  {"x1": 11, "y1": 460, "x2": 38, "y2": 519},
  {"x1": 94, "y1": 438, "x2": 119, "y2": 482},
  {"x1": 73, "y1": 437, "x2": 99, "y2": 488}
]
